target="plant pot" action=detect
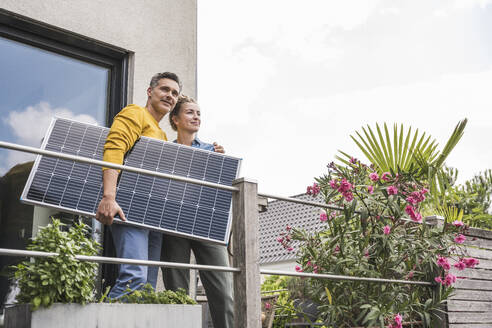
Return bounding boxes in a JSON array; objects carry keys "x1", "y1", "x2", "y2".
[{"x1": 4, "y1": 303, "x2": 202, "y2": 328}]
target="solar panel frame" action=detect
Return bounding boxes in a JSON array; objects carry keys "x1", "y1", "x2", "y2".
[{"x1": 20, "y1": 117, "x2": 242, "y2": 245}]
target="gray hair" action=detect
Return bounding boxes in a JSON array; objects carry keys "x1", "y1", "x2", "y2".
[{"x1": 149, "y1": 72, "x2": 182, "y2": 91}]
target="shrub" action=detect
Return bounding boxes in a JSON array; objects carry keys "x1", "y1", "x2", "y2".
[
  {"x1": 100, "y1": 284, "x2": 197, "y2": 305},
  {"x1": 280, "y1": 160, "x2": 478, "y2": 327},
  {"x1": 13, "y1": 218, "x2": 100, "y2": 310}
]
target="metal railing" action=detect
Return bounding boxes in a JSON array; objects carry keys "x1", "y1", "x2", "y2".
[{"x1": 0, "y1": 141, "x2": 435, "y2": 327}]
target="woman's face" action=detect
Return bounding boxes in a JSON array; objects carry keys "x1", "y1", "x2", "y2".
[{"x1": 173, "y1": 102, "x2": 201, "y2": 133}]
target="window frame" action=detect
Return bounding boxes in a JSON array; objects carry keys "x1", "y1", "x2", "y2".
[{"x1": 0, "y1": 8, "x2": 129, "y2": 126}]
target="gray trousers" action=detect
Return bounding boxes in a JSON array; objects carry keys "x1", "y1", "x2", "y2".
[{"x1": 161, "y1": 234, "x2": 234, "y2": 328}]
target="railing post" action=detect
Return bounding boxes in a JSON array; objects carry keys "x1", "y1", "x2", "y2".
[{"x1": 232, "y1": 177, "x2": 261, "y2": 328}]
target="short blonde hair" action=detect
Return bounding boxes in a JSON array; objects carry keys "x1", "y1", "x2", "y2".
[{"x1": 169, "y1": 95, "x2": 197, "y2": 131}]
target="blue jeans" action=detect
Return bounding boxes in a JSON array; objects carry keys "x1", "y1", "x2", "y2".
[{"x1": 108, "y1": 225, "x2": 162, "y2": 299}]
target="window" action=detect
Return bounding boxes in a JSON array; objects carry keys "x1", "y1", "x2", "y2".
[{"x1": 0, "y1": 9, "x2": 128, "y2": 307}]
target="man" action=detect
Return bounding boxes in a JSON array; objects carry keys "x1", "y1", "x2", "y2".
[{"x1": 96, "y1": 72, "x2": 181, "y2": 298}]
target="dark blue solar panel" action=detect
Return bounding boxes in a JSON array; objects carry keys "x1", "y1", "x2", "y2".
[{"x1": 21, "y1": 117, "x2": 241, "y2": 244}]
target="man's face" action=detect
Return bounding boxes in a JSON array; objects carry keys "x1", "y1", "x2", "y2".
[{"x1": 147, "y1": 78, "x2": 180, "y2": 117}]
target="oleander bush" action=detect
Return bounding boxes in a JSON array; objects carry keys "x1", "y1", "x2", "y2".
[{"x1": 278, "y1": 121, "x2": 480, "y2": 327}]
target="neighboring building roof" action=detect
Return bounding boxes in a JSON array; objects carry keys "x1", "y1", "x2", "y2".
[{"x1": 259, "y1": 193, "x2": 325, "y2": 264}]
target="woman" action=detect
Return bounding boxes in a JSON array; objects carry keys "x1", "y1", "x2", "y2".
[{"x1": 161, "y1": 95, "x2": 233, "y2": 328}]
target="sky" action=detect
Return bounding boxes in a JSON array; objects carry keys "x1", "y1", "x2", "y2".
[{"x1": 196, "y1": 0, "x2": 492, "y2": 197}]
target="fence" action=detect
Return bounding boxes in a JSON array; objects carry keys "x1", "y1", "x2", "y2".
[
  {"x1": 447, "y1": 226, "x2": 492, "y2": 328},
  {"x1": 0, "y1": 140, "x2": 445, "y2": 327}
]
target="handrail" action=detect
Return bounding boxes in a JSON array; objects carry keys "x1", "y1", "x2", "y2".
[
  {"x1": 0, "y1": 248, "x2": 433, "y2": 286},
  {"x1": 260, "y1": 269, "x2": 433, "y2": 286},
  {"x1": 1, "y1": 140, "x2": 353, "y2": 211},
  {"x1": 0, "y1": 141, "x2": 238, "y2": 192},
  {"x1": 258, "y1": 192, "x2": 344, "y2": 211},
  {"x1": 0, "y1": 248, "x2": 240, "y2": 273}
]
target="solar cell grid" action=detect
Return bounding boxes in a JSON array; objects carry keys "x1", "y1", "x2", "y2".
[{"x1": 21, "y1": 117, "x2": 241, "y2": 244}]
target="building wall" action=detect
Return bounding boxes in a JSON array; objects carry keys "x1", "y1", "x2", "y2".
[
  {"x1": 2, "y1": 0, "x2": 197, "y2": 138},
  {"x1": 260, "y1": 260, "x2": 296, "y2": 283}
]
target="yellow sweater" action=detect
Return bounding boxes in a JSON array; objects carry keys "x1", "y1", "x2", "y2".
[{"x1": 103, "y1": 104, "x2": 167, "y2": 169}]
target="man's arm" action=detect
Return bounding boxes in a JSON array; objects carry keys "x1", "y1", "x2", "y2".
[{"x1": 95, "y1": 169, "x2": 127, "y2": 225}]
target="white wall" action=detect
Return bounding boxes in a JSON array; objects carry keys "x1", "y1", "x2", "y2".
[
  {"x1": 260, "y1": 260, "x2": 297, "y2": 283},
  {"x1": 2, "y1": 0, "x2": 197, "y2": 139}
]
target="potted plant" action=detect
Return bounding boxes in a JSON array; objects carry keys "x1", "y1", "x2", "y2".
[{"x1": 5, "y1": 218, "x2": 202, "y2": 328}]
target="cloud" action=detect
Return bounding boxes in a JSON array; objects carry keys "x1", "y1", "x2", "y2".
[
  {"x1": 4, "y1": 101, "x2": 98, "y2": 146},
  {"x1": 1, "y1": 102, "x2": 98, "y2": 174}
]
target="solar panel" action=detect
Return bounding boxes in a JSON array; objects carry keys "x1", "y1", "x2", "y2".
[{"x1": 21, "y1": 117, "x2": 241, "y2": 244}]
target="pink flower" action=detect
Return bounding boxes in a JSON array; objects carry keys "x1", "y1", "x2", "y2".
[
  {"x1": 437, "y1": 256, "x2": 451, "y2": 270},
  {"x1": 313, "y1": 265, "x2": 319, "y2": 273},
  {"x1": 287, "y1": 247, "x2": 294, "y2": 252},
  {"x1": 286, "y1": 225, "x2": 292, "y2": 231},
  {"x1": 381, "y1": 172, "x2": 391, "y2": 181},
  {"x1": 369, "y1": 172, "x2": 379, "y2": 181},
  {"x1": 463, "y1": 258, "x2": 479, "y2": 268},
  {"x1": 306, "y1": 261, "x2": 312, "y2": 267},
  {"x1": 388, "y1": 313, "x2": 403, "y2": 328},
  {"x1": 406, "y1": 190, "x2": 427, "y2": 205},
  {"x1": 454, "y1": 260, "x2": 466, "y2": 271},
  {"x1": 452, "y1": 220, "x2": 464, "y2": 227},
  {"x1": 329, "y1": 180, "x2": 338, "y2": 189},
  {"x1": 383, "y1": 225, "x2": 391, "y2": 235},
  {"x1": 367, "y1": 185, "x2": 374, "y2": 194},
  {"x1": 443, "y1": 273, "x2": 457, "y2": 286},
  {"x1": 434, "y1": 276, "x2": 443, "y2": 283},
  {"x1": 306, "y1": 183, "x2": 320, "y2": 196},
  {"x1": 343, "y1": 191, "x2": 354, "y2": 202},
  {"x1": 387, "y1": 185, "x2": 398, "y2": 195},
  {"x1": 320, "y1": 213, "x2": 328, "y2": 222},
  {"x1": 413, "y1": 212, "x2": 423, "y2": 223},
  {"x1": 405, "y1": 205, "x2": 415, "y2": 216},
  {"x1": 276, "y1": 237, "x2": 284, "y2": 243},
  {"x1": 265, "y1": 302, "x2": 271, "y2": 310},
  {"x1": 407, "y1": 271, "x2": 414, "y2": 279},
  {"x1": 338, "y1": 179, "x2": 353, "y2": 193},
  {"x1": 454, "y1": 234, "x2": 466, "y2": 244},
  {"x1": 334, "y1": 245, "x2": 340, "y2": 254},
  {"x1": 295, "y1": 265, "x2": 303, "y2": 272},
  {"x1": 349, "y1": 157, "x2": 357, "y2": 164},
  {"x1": 394, "y1": 313, "x2": 403, "y2": 325},
  {"x1": 405, "y1": 205, "x2": 423, "y2": 223}
]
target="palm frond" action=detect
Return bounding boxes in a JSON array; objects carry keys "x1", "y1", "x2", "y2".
[{"x1": 340, "y1": 123, "x2": 441, "y2": 174}]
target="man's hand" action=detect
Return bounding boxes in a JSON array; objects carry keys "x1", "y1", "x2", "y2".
[
  {"x1": 96, "y1": 195, "x2": 127, "y2": 225},
  {"x1": 96, "y1": 169, "x2": 126, "y2": 225},
  {"x1": 213, "y1": 142, "x2": 225, "y2": 154}
]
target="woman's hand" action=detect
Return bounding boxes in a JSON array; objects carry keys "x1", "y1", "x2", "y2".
[{"x1": 213, "y1": 142, "x2": 225, "y2": 153}]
